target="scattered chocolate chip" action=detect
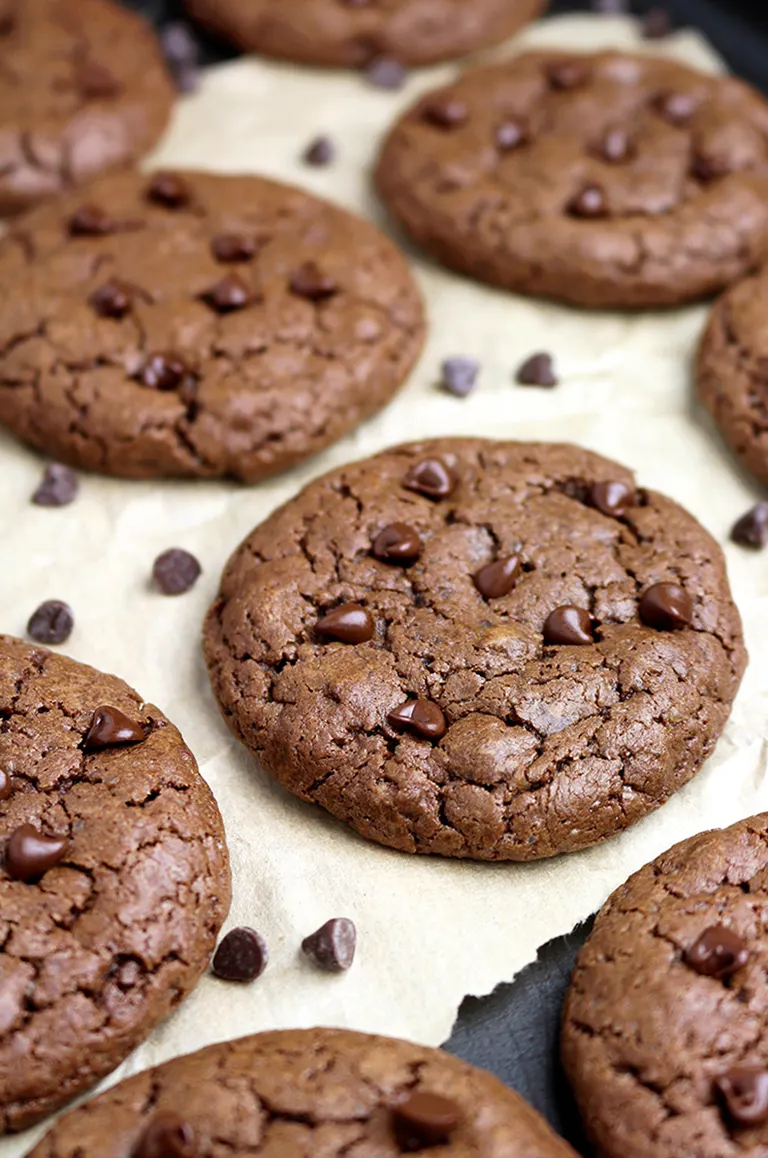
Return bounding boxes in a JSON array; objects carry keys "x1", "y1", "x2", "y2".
[
  {"x1": 134, "y1": 1112, "x2": 196, "y2": 1158},
  {"x1": 372, "y1": 523, "x2": 422, "y2": 566},
  {"x1": 301, "y1": 918, "x2": 357, "y2": 972},
  {"x1": 84, "y1": 706, "x2": 146, "y2": 752},
  {"x1": 567, "y1": 183, "x2": 608, "y2": 218},
  {"x1": 78, "y1": 60, "x2": 120, "y2": 99},
  {"x1": 392, "y1": 1091, "x2": 461, "y2": 1150},
  {"x1": 546, "y1": 59, "x2": 589, "y2": 91},
  {"x1": 495, "y1": 120, "x2": 528, "y2": 151},
  {"x1": 201, "y1": 273, "x2": 254, "y2": 313},
  {"x1": 303, "y1": 135, "x2": 336, "y2": 166},
  {"x1": 639, "y1": 582, "x2": 693, "y2": 631},
  {"x1": 421, "y1": 98, "x2": 468, "y2": 129},
  {"x1": 68, "y1": 204, "x2": 118, "y2": 236},
  {"x1": 153, "y1": 548, "x2": 202, "y2": 595},
  {"x1": 654, "y1": 90, "x2": 696, "y2": 125},
  {"x1": 88, "y1": 279, "x2": 133, "y2": 319},
  {"x1": 32, "y1": 463, "x2": 79, "y2": 507},
  {"x1": 211, "y1": 233, "x2": 256, "y2": 263},
  {"x1": 642, "y1": 7, "x2": 672, "y2": 38},
  {"x1": 138, "y1": 352, "x2": 189, "y2": 392},
  {"x1": 684, "y1": 926, "x2": 749, "y2": 979},
  {"x1": 403, "y1": 458, "x2": 457, "y2": 500},
  {"x1": 731, "y1": 503, "x2": 768, "y2": 548},
  {"x1": 27, "y1": 600, "x2": 74, "y2": 645},
  {"x1": 289, "y1": 261, "x2": 338, "y2": 301},
  {"x1": 146, "y1": 172, "x2": 191, "y2": 209},
  {"x1": 516, "y1": 352, "x2": 558, "y2": 387},
  {"x1": 0, "y1": 770, "x2": 13, "y2": 801},
  {"x1": 589, "y1": 480, "x2": 635, "y2": 518},
  {"x1": 716, "y1": 1068, "x2": 768, "y2": 1127},
  {"x1": 474, "y1": 555, "x2": 521, "y2": 600},
  {"x1": 365, "y1": 56, "x2": 407, "y2": 91},
  {"x1": 315, "y1": 603, "x2": 375, "y2": 644},
  {"x1": 5, "y1": 824, "x2": 67, "y2": 882},
  {"x1": 212, "y1": 927, "x2": 268, "y2": 982},
  {"x1": 387, "y1": 699, "x2": 447, "y2": 741},
  {"x1": 599, "y1": 128, "x2": 633, "y2": 163},
  {"x1": 543, "y1": 606, "x2": 594, "y2": 646},
  {"x1": 439, "y1": 356, "x2": 479, "y2": 398}
]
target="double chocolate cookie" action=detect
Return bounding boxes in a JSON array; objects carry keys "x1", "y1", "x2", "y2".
[
  {"x1": 204, "y1": 438, "x2": 746, "y2": 861},
  {"x1": 375, "y1": 51, "x2": 768, "y2": 308},
  {"x1": 181, "y1": 0, "x2": 544, "y2": 68},
  {"x1": 0, "y1": 169, "x2": 424, "y2": 480},
  {"x1": 0, "y1": 0, "x2": 174, "y2": 216},
  {"x1": 0, "y1": 634, "x2": 231, "y2": 1132},
  {"x1": 562, "y1": 814, "x2": 768, "y2": 1158},
  {"x1": 27, "y1": 1026, "x2": 578, "y2": 1158}
]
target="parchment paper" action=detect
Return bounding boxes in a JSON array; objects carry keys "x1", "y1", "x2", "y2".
[{"x1": 3, "y1": 13, "x2": 768, "y2": 1154}]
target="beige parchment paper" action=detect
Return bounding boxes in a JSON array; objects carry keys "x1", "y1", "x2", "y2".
[{"x1": 3, "y1": 13, "x2": 768, "y2": 1154}]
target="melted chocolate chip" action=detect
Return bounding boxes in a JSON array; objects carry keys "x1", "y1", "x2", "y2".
[
  {"x1": 639, "y1": 583, "x2": 693, "y2": 631},
  {"x1": 303, "y1": 135, "x2": 336, "y2": 166},
  {"x1": 421, "y1": 98, "x2": 468, "y2": 129},
  {"x1": 0, "y1": 770, "x2": 12, "y2": 801},
  {"x1": 372, "y1": 523, "x2": 422, "y2": 566},
  {"x1": 387, "y1": 699, "x2": 447, "y2": 741},
  {"x1": 731, "y1": 503, "x2": 768, "y2": 548},
  {"x1": 289, "y1": 262, "x2": 338, "y2": 301},
  {"x1": 32, "y1": 463, "x2": 79, "y2": 507},
  {"x1": 5, "y1": 825, "x2": 67, "y2": 883},
  {"x1": 684, "y1": 925, "x2": 749, "y2": 979},
  {"x1": 599, "y1": 128, "x2": 633, "y2": 163},
  {"x1": 84, "y1": 706, "x2": 146, "y2": 751},
  {"x1": 146, "y1": 172, "x2": 191, "y2": 209},
  {"x1": 138, "y1": 352, "x2": 190, "y2": 392},
  {"x1": 88, "y1": 279, "x2": 133, "y2": 319},
  {"x1": 211, "y1": 233, "x2": 256, "y2": 263},
  {"x1": 546, "y1": 59, "x2": 589, "y2": 90},
  {"x1": 516, "y1": 352, "x2": 558, "y2": 387},
  {"x1": 403, "y1": 458, "x2": 457, "y2": 500},
  {"x1": 716, "y1": 1068, "x2": 768, "y2": 1127},
  {"x1": 315, "y1": 604, "x2": 375, "y2": 644},
  {"x1": 133, "y1": 1112, "x2": 196, "y2": 1158},
  {"x1": 153, "y1": 548, "x2": 202, "y2": 595},
  {"x1": 474, "y1": 556, "x2": 521, "y2": 599},
  {"x1": 365, "y1": 57, "x2": 407, "y2": 91},
  {"x1": 201, "y1": 273, "x2": 254, "y2": 313},
  {"x1": 589, "y1": 480, "x2": 635, "y2": 518},
  {"x1": 393, "y1": 1091, "x2": 461, "y2": 1150},
  {"x1": 440, "y1": 356, "x2": 479, "y2": 397},
  {"x1": 68, "y1": 204, "x2": 119, "y2": 236},
  {"x1": 212, "y1": 927, "x2": 268, "y2": 982},
  {"x1": 543, "y1": 606, "x2": 594, "y2": 646},
  {"x1": 496, "y1": 120, "x2": 528, "y2": 151},
  {"x1": 567, "y1": 183, "x2": 608, "y2": 218},
  {"x1": 78, "y1": 60, "x2": 120, "y2": 99},
  {"x1": 27, "y1": 600, "x2": 74, "y2": 645},
  {"x1": 654, "y1": 90, "x2": 696, "y2": 125},
  {"x1": 301, "y1": 918, "x2": 357, "y2": 972}
]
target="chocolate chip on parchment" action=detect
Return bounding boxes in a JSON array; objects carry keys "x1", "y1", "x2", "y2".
[
  {"x1": 212, "y1": 927, "x2": 268, "y2": 982},
  {"x1": 440, "y1": 356, "x2": 479, "y2": 397},
  {"x1": 84, "y1": 706, "x2": 146, "y2": 751},
  {"x1": 32, "y1": 463, "x2": 79, "y2": 507},
  {"x1": 303, "y1": 135, "x2": 336, "y2": 166},
  {"x1": 5, "y1": 824, "x2": 67, "y2": 882},
  {"x1": 153, "y1": 549, "x2": 202, "y2": 595},
  {"x1": 516, "y1": 352, "x2": 558, "y2": 387},
  {"x1": 315, "y1": 604, "x2": 375, "y2": 644},
  {"x1": 731, "y1": 503, "x2": 768, "y2": 548},
  {"x1": 27, "y1": 600, "x2": 74, "y2": 645},
  {"x1": 302, "y1": 918, "x2": 357, "y2": 972}
]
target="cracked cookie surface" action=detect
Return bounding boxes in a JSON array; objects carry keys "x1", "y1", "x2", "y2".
[
  {"x1": 203, "y1": 438, "x2": 746, "y2": 861},
  {"x1": 0, "y1": 169, "x2": 425, "y2": 480},
  {"x1": 0, "y1": 0, "x2": 173, "y2": 216},
  {"x1": 562, "y1": 814, "x2": 768, "y2": 1158},
  {"x1": 27, "y1": 1025, "x2": 578, "y2": 1158},
  {"x1": 0, "y1": 634, "x2": 231, "y2": 1133},
  {"x1": 374, "y1": 51, "x2": 768, "y2": 308}
]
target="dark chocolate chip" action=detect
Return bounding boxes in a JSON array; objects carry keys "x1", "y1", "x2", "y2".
[
  {"x1": 639, "y1": 582, "x2": 693, "y2": 631},
  {"x1": 301, "y1": 918, "x2": 357, "y2": 972},
  {"x1": 289, "y1": 262, "x2": 338, "y2": 301},
  {"x1": 392, "y1": 1091, "x2": 461, "y2": 1150},
  {"x1": 474, "y1": 556, "x2": 521, "y2": 599},
  {"x1": 211, "y1": 233, "x2": 256, "y2": 263},
  {"x1": 403, "y1": 458, "x2": 457, "y2": 500},
  {"x1": 387, "y1": 699, "x2": 447, "y2": 741},
  {"x1": 201, "y1": 273, "x2": 254, "y2": 313},
  {"x1": 138, "y1": 352, "x2": 190, "y2": 392},
  {"x1": 716, "y1": 1068, "x2": 768, "y2": 1127},
  {"x1": 32, "y1": 463, "x2": 79, "y2": 507},
  {"x1": 0, "y1": 770, "x2": 11, "y2": 801},
  {"x1": 372, "y1": 523, "x2": 422, "y2": 566},
  {"x1": 692, "y1": 153, "x2": 729, "y2": 182},
  {"x1": 133, "y1": 1112, "x2": 196, "y2": 1158},
  {"x1": 153, "y1": 548, "x2": 202, "y2": 595},
  {"x1": 84, "y1": 706, "x2": 146, "y2": 751},
  {"x1": 27, "y1": 600, "x2": 74, "y2": 645},
  {"x1": 589, "y1": 480, "x2": 635, "y2": 518},
  {"x1": 146, "y1": 172, "x2": 191, "y2": 209},
  {"x1": 598, "y1": 128, "x2": 633, "y2": 163},
  {"x1": 440, "y1": 356, "x2": 479, "y2": 397},
  {"x1": 567, "y1": 183, "x2": 608, "y2": 218},
  {"x1": 315, "y1": 604, "x2": 375, "y2": 644},
  {"x1": 516, "y1": 352, "x2": 558, "y2": 387},
  {"x1": 546, "y1": 59, "x2": 589, "y2": 90},
  {"x1": 642, "y1": 7, "x2": 672, "y2": 38},
  {"x1": 731, "y1": 503, "x2": 768, "y2": 548},
  {"x1": 212, "y1": 927, "x2": 268, "y2": 982},
  {"x1": 78, "y1": 60, "x2": 120, "y2": 99},
  {"x1": 495, "y1": 120, "x2": 528, "y2": 151},
  {"x1": 654, "y1": 90, "x2": 696, "y2": 125},
  {"x1": 68, "y1": 204, "x2": 119, "y2": 236},
  {"x1": 684, "y1": 926, "x2": 749, "y2": 979},
  {"x1": 5, "y1": 824, "x2": 67, "y2": 883},
  {"x1": 543, "y1": 606, "x2": 593, "y2": 646},
  {"x1": 365, "y1": 57, "x2": 407, "y2": 91},
  {"x1": 421, "y1": 98, "x2": 468, "y2": 129},
  {"x1": 303, "y1": 135, "x2": 336, "y2": 166},
  {"x1": 88, "y1": 279, "x2": 133, "y2": 319}
]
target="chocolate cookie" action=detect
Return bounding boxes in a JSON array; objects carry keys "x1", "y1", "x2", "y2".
[
  {"x1": 0, "y1": 170, "x2": 424, "y2": 481},
  {"x1": 27, "y1": 1026, "x2": 578, "y2": 1158},
  {"x1": 0, "y1": 634, "x2": 231, "y2": 1133},
  {"x1": 562, "y1": 814, "x2": 768, "y2": 1158},
  {"x1": 203, "y1": 438, "x2": 746, "y2": 861},
  {"x1": 181, "y1": 0, "x2": 544, "y2": 68},
  {"x1": 0, "y1": 0, "x2": 174, "y2": 216},
  {"x1": 374, "y1": 51, "x2": 768, "y2": 308}
]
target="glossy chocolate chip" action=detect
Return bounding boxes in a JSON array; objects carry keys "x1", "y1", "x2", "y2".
[
  {"x1": 302, "y1": 918, "x2": 357, "y2": 972},
  {"x1": 372, "y1": 523, "x2": 422, "y2": 566},
  {"x1": 303, "y1": 135, "x2": 336, "y2": 165},
  {"x1": 68, "y1": 204, "x2": 119, "y2": 236},
  {"x1": 543, "y1": 606, "x2": 593, "y2": 646},
  {"x1": 133, "y1": 1112, "x2": 196, "y2": 1158},
  {"x1": 201, "y1": 273, "x2": 254, "y2": 313},
  {"x1": 5, "y1": 825, "x2": 67, "y2": 882},
  {"x1": 365, "y1": 57, "x2": 407, "y2": 90},
  {"x1": 474, "y1": 556, "x2": 521, "y2": 599},
  {"x1": 546, "y1": 59, "x2": 589, "y2": 90},
  {"x1": 78, "y1": 60, "x2": 120, "y2": 99},
  {"x1": 639, "y1": 583, "x2": 693, "y2": 631},
  {"x1": 212, "y1": 927, "x2": 268, "y2": 982},
  {"x1": 387, "y1": 699, "x2": 447, "y2": 741},
  {"x1": 0, "y1": 770, "x2": 12, "y2": 801},
  {"x1": 146, "y1": 172, "x2": 191, "y2": 208},
  {"x1": 716, "y1": 1068, "x2": 768, "y2": 1127},
  {"x1": 153, "y1": 548, "x2": 202, "y2": 595},
  {"x1": 655, "y1": 90, "x2": 696, "y2": 125},
  {"x1": 289, "y1": 262, "x2": 338, "y2": 301},
  {"x1": 684, "y1": 925, "x2": 749, "y2": 979},
  {"x1": 32, "y1": 463, "x2": 79, "y2": 507},
  {"x1": 496, "y1": 120, "x2": 527, "y2": 151},
  {"x1": 403, "y1": 458, "x2": 457, "y2": 500},
  {"x1": 27, "y1": 600, "x2": 74, "y2": 645},
  {"x1": 316, "y1": 603, "x2": 375, "y2": 644},
  {"x1": 138, "y1": 352, "x2": 190, "y2": 392},
  {"x1": 84, "y1": 706, "x2": 146, "y2": 751},
  {"x1": 567, "y1": 183, "x2": 608, "y2": 218},
  {"x1": 599, "y1": 128, "x2": 632, "y2": 163},
  {"x1": 440, "y1": 356, "x2": 479, "y2": 397},
  {"x1": 516, "y1": 352, "x2": 558, "y2": 387},
  {"x1": 392, "y1": 1091, "x2": 461, "y2": 1149},
  {"x1": 211, "y1": 233, "x2": 256, "y2": 263},
  {"x1": 421, "y1": 98, "x2": 468, "y2": 129},
  {"x1": 88, "y1": 279, "x2": 133, "y2": 318},
  {"x1": 731, "y1": 503, "x2": 768, "y2": 548},
  {"x1": 589, "y1": 480, "x2": 635, "y2": 518}
]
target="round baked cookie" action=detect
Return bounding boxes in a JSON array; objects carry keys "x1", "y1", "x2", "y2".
[
  {"x1": 203, "y1": 438, "x2": 746, "y2": 861},
  {"x1": 374, "y1": 51, "x2": 768, "y2": 308},
  {"x1": 0, "y1": 0, "x2": 174, "y2": 216},
  {"x1": 562, "y1": 814, "x2": 768, "y2": 1158},
  {"x1": 0, "y1": 169, "x2": 424, "y2": 481},
  {"x1": 181, "y1": 0, "x2": 544, "y2": 68},
  {"x1": 0, "y1": 633, "x2": 231, "y2": 1133}
]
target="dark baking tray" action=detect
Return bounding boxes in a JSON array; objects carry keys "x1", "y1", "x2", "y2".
[{"x1": 122, "y1": 0, "x2": 768, "y2": 1150}]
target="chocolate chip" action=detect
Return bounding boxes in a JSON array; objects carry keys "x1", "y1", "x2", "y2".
[
  {"x1": 598, "y1": 128, "x2": 633, "y2": 163},
  {"x1": 133, "y1": 1112, "x2": 196, "y2": 1158},
  {"x1": 731, "y1": 503, "x2": 768, "y2": 548},
  {"x1": 88, "y1": 279, "x2": 133, "y2": 319},
  {"x1": 153, "y1": 548, "x2": 202, "y2": 595},
  {"x1": 365, "y1": 57, "x2": 407, "y2": 91},
  {"x1": 684, "y1": 926, "x2": 749, "y2": 979},
  {"x1": 303, "y1": 135, "x2": 336, "y2": 166},
  {"x1": 27, "y1": 600, "x2": 74, "y2": 645},
  {"x1": 201, "y1": 273, "x2": 255, "y2": 313},
  {"x1": 716, "y1": 1068, "x2": 768, "y2": 1127},
  {"x1": 495, "y1": 120, "x2": 528, "y2": 151},
  {"x1": 372, "y1": 523, "x2": 422, "y2": 566},
  {"x1": 639, "y1": 582, "x2": 693, "y2": 631},
  {"x1": 692, "y1": 153, "x2": 729, "y2": 182},
  {"x1": 567, "y1": 183, "x2": 608, "y2": 218},
  {"x1": 440, "y1": 356, "x2": 479, "y2": 397},
  {"x1": 543, "y1": 606, "x2": 594, "y2": 646},
  {"x1": 642, "y1": 7, "x2": 672, "y2": 38},
  {"x1": 138, "y1": 352, "x2": 190, "y2": 392},
  {"x1": 68, "y1": 204, "x2": 119, "y2": 236},
  {"x1": 315, "y1": 604, "x2": 375, "y2": 644},
  {"x1": 0, "y1": 770, "x2": 11, "y2": 801},
  {"x1": 387, "y1": 699, "x2": 447, "y2": 741},
  {"x1": 301, "y1": 918, "x2": 357, "y2": 972},
  {"x1": 289, "y1": 262, "x2": 338, "y2": 301},
  {"x1": 32, "y1": 463, "x2": 79, "y2": 507},
  {"x1": 654, "y1": 90, "x2": 696, "y2": 125},
  {"x1": 421, "y1": 98, "x2": 468, "y2": 129},
  {"x1": 84, "y1": 706, "x2": 146, "y2": 751},
  {"x1": 78, "y1": 60, "x2": 120, "y2": 99},
  {"x1": 546, "y1": 59, "x2": 589, "y2": 91},
  {"x1": 5, "y1": 824, "x2": 67, "y2": 883},
  {"x1": 474, "y1": 556, "x2": 521, "y2": 599},
  {"x1": 212, "y1": 927, "x2": 268, "y2": 982},
  {"x1": 589, "y1": 480, "x2": 635, "y2": 518},
  {"x1": 516, "y1": 352, "x2": 558, "y2": 387},
  {"x1": 392, "y1": 1091, "x2": 460, "y2": 1150},
  {"x1": 211, "y1": 233, "x2": 256, "y2": 263},
  {"x1": 403, "y1": 458, "x2": 457, "y2": 500},
  {"x1": 146, "y1": 172, "x2": 191, "y2": 209}
]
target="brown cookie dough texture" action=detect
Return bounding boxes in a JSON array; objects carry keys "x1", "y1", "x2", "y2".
[
  {"x1": 181, "y1": 0, "x2": 544, "y2": 68},
  {"x1": 27, "y1": 1026, "x2": 578, "y2": 1158},
  {"x1": 562, "y1": 814, "x2": 768, "y2": 1158},
  {"x1": 0, "y1": 634, "x2": 231, "y2": 1133},
  {"x1": 698, "y1": 270, "x2": 768, "y2": 486},
  {"x1": 375, "y1": 51, "x2": 768, "y2": 308},
  {"x1": 0, "y1": 0, "x2": 174, "y2": 216},
  {"x1": 203, "y1": 438, "x2": 746, "y2": 861},
  {"x1": 0, "y1": 170, "x2": 425, "y2": 481}
]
